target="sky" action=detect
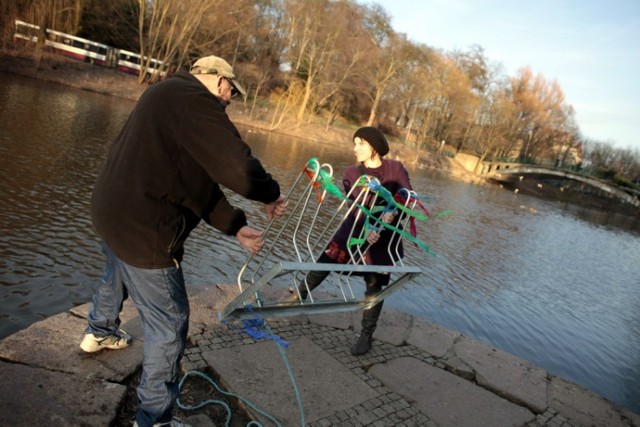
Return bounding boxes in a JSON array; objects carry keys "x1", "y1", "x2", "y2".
[{"x1": 363, "y1": 0, "x2": 640, "y2": 151}]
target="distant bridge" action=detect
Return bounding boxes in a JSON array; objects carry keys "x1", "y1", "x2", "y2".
[{"x1": 482, "y1": 162, "x2": 639, "y2": 207}]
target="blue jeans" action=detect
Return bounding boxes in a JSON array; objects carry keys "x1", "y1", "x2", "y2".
[{"x1": 87, "y1": 242, "x2": 189, "y2": 427}]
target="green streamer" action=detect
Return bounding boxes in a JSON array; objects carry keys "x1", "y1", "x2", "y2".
[{"x1": 305, "y1": 158, "x2": 447, "y2": 256}]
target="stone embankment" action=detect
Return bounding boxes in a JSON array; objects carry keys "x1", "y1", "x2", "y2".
[{"x1": 0, "y1": 284, "x2": 638, "y2": 426}]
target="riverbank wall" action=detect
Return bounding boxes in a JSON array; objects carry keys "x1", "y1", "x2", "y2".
[{"x1": 1, "y1": 284, "x2": 638, "y2": 426}]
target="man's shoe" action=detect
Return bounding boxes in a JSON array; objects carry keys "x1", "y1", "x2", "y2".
[
  {"x1": 80, "y1": 329, "x2": 132, "y2": 353},
  {"x1": 133, "y1": 417, "x2": 190, "y2": 427}
]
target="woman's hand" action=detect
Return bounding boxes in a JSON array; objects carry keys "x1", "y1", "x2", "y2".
[
  {"x1": 366, "y1": 230, "x2": 380, "y2": 245},
  {"x1": 381, "y1": 211, "x2": 396, "y2": 223},
  {"x1": 366, "y1": 211, "x2": 396, "y2": 245}
]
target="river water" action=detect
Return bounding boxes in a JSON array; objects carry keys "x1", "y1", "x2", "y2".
[{"x1": 1, "y1": 72, "x2": 639, "y2": 414}]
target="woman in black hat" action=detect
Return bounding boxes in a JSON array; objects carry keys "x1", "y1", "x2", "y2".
[{"x1": 296, "y1": 126, "x2": 413, "y2": 355}]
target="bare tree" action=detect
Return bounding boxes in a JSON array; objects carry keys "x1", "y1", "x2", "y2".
[
  {"x1": 414, "y1": 53, "x2": 476, "y2": 151},
  {"x1": 471, "y1": 89, "x2": 516, "y2": 170},
  {"x1": 4, "y1": 0, "x2": 85, "y2": 63},
  {"x1": 137, "y1": 0, "x2": 216, "y2": 83},
  {"x1": 240, "y1": 0, "x2": 287, "y2": 104},
  {"x1": 77, "y1": 0, "x2": 139, "y2": 51},
  {"x1": 280, "y1": 0, "x2": 370, "y2": 126},
  {"x1": 614, "y1": 147, "x2": 640, "y2": 181},
  {"x1": 451, "y1": 45, "x2": 490, "y2": 95},
  {"x1": 389, "y1": 44, "x2": 438, "y2": 144},
  {"x1": 508, "y1": 67, "x2": 573, "y2": 163},
  {"x1": 363, "y1": 33, "x2": 413, "y2": 127},
  {"x1": 8, "y1": 0, "x2": 634, "y2": 181}
]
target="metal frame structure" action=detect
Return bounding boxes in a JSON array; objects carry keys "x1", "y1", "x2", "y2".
[{"x1": 219, "y1": 158, "x2": 422, "y2": 321}]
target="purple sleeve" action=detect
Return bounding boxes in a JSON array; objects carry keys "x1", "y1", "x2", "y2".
[
  {"x1": 342, "y1": 166, "x2": 361, "y2": 195},
  {"x1": 397, "y1": 162, "x2": 412, "y2": 192}
]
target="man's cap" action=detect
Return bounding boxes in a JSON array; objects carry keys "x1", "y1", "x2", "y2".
[
  {"x1": 190, "y1": 55, "x2": 246, "y2": 97},
  {"x1": 353, "y1": 126, "x2": 389, "y2": 157}
]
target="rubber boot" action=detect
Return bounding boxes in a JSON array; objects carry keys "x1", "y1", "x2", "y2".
[
  {"x1": 297, "y1": 269, "x2": 329, "y2": 300},
  {"x1": 351, "y1": 300, "x2": 384, "y2": 355},
  {"x1": 296, "y1": 252, "x2": 334, "y2": 301}
]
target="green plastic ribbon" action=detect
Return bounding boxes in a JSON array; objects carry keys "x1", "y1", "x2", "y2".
[{"x1": 305, "y1": 158, "x2": 447, "y2": 255}]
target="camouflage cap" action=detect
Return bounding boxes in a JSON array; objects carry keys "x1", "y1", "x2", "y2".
[{"x1": 190, "y1": 55, "x2": 246, "y2": 97}]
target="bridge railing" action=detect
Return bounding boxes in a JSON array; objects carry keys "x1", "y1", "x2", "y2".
[
  {"x1": 483, "y1": 163, "x2": 639, "y2": 207},
  {"x1": 480, "y1": 161, "x2": 526, "y2": 176}
]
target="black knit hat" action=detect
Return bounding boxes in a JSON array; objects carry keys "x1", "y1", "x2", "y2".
[{"x1": 353, "y1": 126, "x2": 389, "y2": 157}]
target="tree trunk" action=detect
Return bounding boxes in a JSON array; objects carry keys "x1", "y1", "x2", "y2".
[{"x1": 367, "y1": 87, "x2": 383, "y2": 126}]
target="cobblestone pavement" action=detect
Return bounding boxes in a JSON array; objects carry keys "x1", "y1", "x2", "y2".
[
  {"x1": 1, "y1": 296, "x2": 636, "y2": 426},
  {"x1": 181, "y1": 319, "x2": 588, "y2": 427}
]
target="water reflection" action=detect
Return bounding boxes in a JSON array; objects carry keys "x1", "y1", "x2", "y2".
[
  {"x1": 558, "y1": 201, "x2": 640, "y2": 235},
  {"x1": 0, "y1": 73, "x2": 133, "y2": 337},
  {"x1": 1, "y1": 72, "x2": 639, "y2": 414}
]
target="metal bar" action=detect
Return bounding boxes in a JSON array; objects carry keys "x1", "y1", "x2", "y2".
[
  {"x1": 358, "y1": 271, "x2": 421, "y2": 308},
  {"x1": 279, "y1": 261, "x2": 421, "y2": 274},
  {"x1": 219, "y1": 261, "x2": 421, "y2": 321},
  {"x1": 223, "y1": 300, "x2": 363, "y2": 320},
  {"x1": 220, "y1": 162, "x2": 428, "y2": 322},
  {"x1": 218, "y1": 262, "x2": 287, "y2": 321}
]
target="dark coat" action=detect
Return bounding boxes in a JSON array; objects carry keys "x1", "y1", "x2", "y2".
[
  {"x1": 91, "y1": 71, "x2": 280, "y2": 268},
  {"x1": 328, "y1": 158, "x2": 412, "y2": 265}
]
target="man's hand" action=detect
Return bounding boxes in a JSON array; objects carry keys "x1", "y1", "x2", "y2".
[
  {"x1": 235, "y1": 226, "x2": 264, "y2": 255},
  {"x1": 265, "y1": 194, "x2": 288, "y2": 222}
]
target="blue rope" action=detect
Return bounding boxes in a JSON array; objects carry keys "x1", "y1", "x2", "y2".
[
  {"x1": 263, "y1": 321, "x2": 306, "y2": 427},
  {"x1": 179, "y1": 306, "x2": 305, "y2": 426},
  {"x1": 176, "y1": 370, "x2": 281, "y2": 427},
  {"x1": 222, "y1": 305, "x2": 289, "y2": 348},
  {"x1": 236, "y1": 306, "x2": 305, "y2": 425},
  {"x1": 241, "y1": 317, "x2": 290, "y2": 348}
]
